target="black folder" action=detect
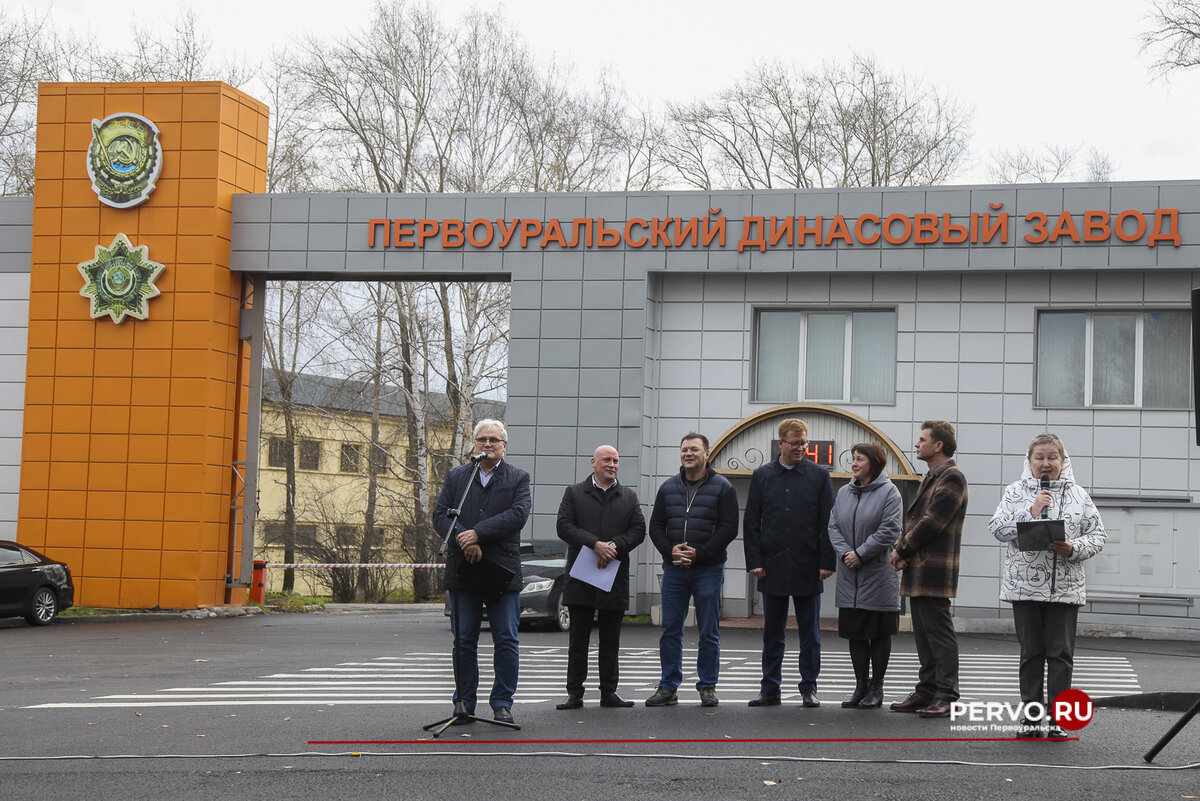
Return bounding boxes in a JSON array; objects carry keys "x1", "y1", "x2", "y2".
[
  {"x1": 1016, "y1": 519, "x2": 1066, "y2": 552},
  {"x1": 457, "y1": 557, "x2": 516, "y2": 601}
]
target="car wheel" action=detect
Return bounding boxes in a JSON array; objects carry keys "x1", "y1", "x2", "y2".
[
  {"x1": 553, "y1": 591, "x2": 570, "y2": 632},
  {"x1": 25, "y1": 586, "x2": 58, "y2": 626}
]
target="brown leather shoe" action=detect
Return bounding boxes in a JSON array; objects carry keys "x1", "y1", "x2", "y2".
[
  {"x1": 918, "y1": 699, "x2": 952, "y2": 718},
  {"x1": 889, "y1": 692, "x2": 932, "y2": 713}
]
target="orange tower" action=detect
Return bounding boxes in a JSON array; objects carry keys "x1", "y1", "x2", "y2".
[{"x1": 19, "y1": 83, "x2": 267, "y2": 609}]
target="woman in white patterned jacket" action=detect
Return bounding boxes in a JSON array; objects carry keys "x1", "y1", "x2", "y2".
[{"x1": 988, "y1": 433, "x2": 1106, "y2": 739}]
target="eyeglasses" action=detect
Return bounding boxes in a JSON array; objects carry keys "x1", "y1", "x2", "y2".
[
  {"x1": 475, "y1": 437, "x2": 505, "y2": 444},
  {"x1": 780, "y1": 439, "x2": 808, "y2": 449}
]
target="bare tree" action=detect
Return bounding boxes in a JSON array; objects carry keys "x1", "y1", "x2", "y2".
[
  {"x1": 261, "y1": 52, "x2": 329, "y2": 193},
  {"x1": 0, "y1": 9, "x2": 58, "y2": 195},
  {"x1": 262, "y1": 281, "x2": 338, "y2": 591},
  {"x1": 1142, "y1": 0, "x2": 1200, "y2": 73},
  {"x1": 988, "y1": 144, "x2": 1115, "y2": 184},
  {"x1": 663, "y1": 55, "x2": 972, "y2": 190},
  {"x1": 62, "y1": 7, "x2": 254, "y2": 85}
]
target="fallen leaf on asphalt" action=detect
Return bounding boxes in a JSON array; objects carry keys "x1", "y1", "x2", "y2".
[
  {"x1": 764, "y1": 781, "x2": 777, "y2": 786},
  {"x1": 196, "y1": 734, "x2": 205, "y2": 738},
  {"x1": 134, "y1": 712, "x2": 141, "y2": 717},
  {"x1": 283, "y1": 717, "x2": 291, "y2": 721}
]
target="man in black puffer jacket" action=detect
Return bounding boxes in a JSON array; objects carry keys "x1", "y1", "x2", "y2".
[{"x1": 644, "y1": 432, "x2": 739, "y2": 709}]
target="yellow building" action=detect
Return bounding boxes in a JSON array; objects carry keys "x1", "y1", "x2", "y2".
[{"x1": 254, "y1": 372, "x2": 502, "y2": 600}]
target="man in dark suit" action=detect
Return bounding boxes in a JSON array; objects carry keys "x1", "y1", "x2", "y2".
[
  {"x1": 433, "y1": 419, "x2": 531, "y2": 726},
  {"x1": 889, "y1": 419, "x2": 969, "y2": 719},
  {"x1": 743, "y1": 418, "x2": 835, "y2": 708},
  {"x1": 554, "y1": 445, "x2": 646, "y2": 710}
]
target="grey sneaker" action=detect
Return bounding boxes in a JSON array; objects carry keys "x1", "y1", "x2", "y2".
[
  {"x1": 645, "y1": 686, "x2": 678, "y2": 707},
  {"x1": 699, "y1": 686, "x2": 719, "y2": 707}
]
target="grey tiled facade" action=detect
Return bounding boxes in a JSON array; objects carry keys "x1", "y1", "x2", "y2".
[
  {"x1": 0, "y1": 197, "x2": 32, "y2": 539},
  {"x1": 5, "y1": 183, "x2": 1200, "y2": 632}
]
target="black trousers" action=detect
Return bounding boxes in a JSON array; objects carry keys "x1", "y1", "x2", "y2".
[
  {"x1": 565, "y1": 606, "x2": 624, "y2": 695},
  {"x1": 1011, "y1": 600, "x2": 1078, "y2": 708},
  {"x1": 909, "y1": 596, "x2": 959, "y2": 702}
]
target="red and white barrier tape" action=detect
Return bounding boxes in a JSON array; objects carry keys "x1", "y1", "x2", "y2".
[{"x1": 265, "y1": 563, "x2": 445, "y2": 569}]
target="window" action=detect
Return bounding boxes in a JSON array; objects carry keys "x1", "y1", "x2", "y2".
[
  {"x1": 1036, "y1": 310, "x2": 1191, "y2": 408},
  {"x1": 298, "y1": 439, "x2": 321, "y2": 471},
  {"x1": 369, "y1": 443, "x2": 389, "y2": 476},
  {"x1": 340, "y1": 443, "x2": 361, "y2": 473},
  {"x1": 754, "y1": 309, "x2": 897, "y2": 403},
  {"x1": 335, "y1": 525, "x2": 359, "y2": 552},
  {"x1": 334, "y1": 525, "x2": 385, "y2": 553},
  {"x1": 263, "y1": 522, "x2": 317, "y2": 546},
  {"x1": 267, "y1": 437, "x2": 291, "y2": 468}
]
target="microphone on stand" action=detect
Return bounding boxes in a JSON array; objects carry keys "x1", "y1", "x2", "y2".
[
  {"x1": 469, "y1": 451, "x2": 488, "y2": 463},
  {"x1": 1040, "y1": 475, "x2": 1050, "y2": 519}
]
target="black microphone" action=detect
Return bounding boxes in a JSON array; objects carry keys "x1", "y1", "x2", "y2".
[
  {"x1": 1040, "y1": 476, "x2": 1050, "y2": 518},
  {"x1": 469, "y1": 451, "x2": 488, "y2": 463}
]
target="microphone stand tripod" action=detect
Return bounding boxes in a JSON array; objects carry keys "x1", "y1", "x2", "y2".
[
  {"x1": 423, "y1": 456, "x2": 520, "y2": 738},
  {"x1": 1144, "y1": 697, "x2": 1200, "y2": 762}
]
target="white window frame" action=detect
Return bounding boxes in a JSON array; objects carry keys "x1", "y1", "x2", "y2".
[
  {"x1": 752, "y1": 307, "x2": 897, "y2": 404},
  {"x1": 1036, "y1": 308, "x2": 1191, "y2": 409}
]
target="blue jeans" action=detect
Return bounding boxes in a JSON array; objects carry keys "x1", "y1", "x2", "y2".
[
  {"x1": 658, "y1": 563, "x2": 724, "y2": 692},
  {"x1": 448, "y1": 588, "x2": 519, "y2": 711},
  {"x1": 760, "y1": 593, "x2": 821, "y2": 694}
]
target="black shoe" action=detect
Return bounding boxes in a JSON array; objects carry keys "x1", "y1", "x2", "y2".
[
  {"x1": 450, "y1": 701, "x2": 474, "y2": 725},
  {"x1": 600, "y1": 692, "x2": 634, "y2": 708},
  {"x1": 556, "y1": 694, "x2": 583, "y2": 710},
  {"x1": 645, "y1": 686, "x2": 678, "y2": 707},
  {"x1": 1016, "y1": 718, "x2": 1044, "y2": 739},
  {"x1": 1047, "y1": 723, "x2": 1069, "y2": 740},
  {"x1": 748, "y1": 692, "x2": 782, "y2": 707},
  {"x1": 857, "y1": 680, "x2": 884, "y2": 709},
  {"x1": 699, "y1": 686, "x2": 719, "y2": 707},
  {"x1": 842, "y1": 682, "x2": 868, "y2": 708},
  {"x1": 493, "y1": 706, "x2": 516, "y2": 725},
  {"x1": 801, "y1": 690, "x2": 821, "y2": 708},
  {"x1": 890, "y1": 692, "x2": 932, "y2": 713}
]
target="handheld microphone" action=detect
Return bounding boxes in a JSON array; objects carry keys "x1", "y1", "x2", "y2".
[
  {"x1": 469, "y1": 451, "x2": 488, "y2": 463},
  {"x1": 1040, "y1": 475, "x2": 1050, "y2": 519}
]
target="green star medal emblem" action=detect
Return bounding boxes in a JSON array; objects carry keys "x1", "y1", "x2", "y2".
[{"x1": 78, "y1": 233, "x2": 165, "y2": 324}]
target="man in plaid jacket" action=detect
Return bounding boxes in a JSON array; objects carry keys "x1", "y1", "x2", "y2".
[{"x1": 888, "y1": 420, "x2": 968, "y2": 719}]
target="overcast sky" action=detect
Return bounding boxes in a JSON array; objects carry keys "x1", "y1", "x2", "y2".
[{"x1": 30, "y1": 0, "x2": 1200, "y2": 185}]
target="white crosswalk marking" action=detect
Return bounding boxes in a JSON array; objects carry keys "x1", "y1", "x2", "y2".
[{"x1": 25, "y1": 646, "x2": 1140, "y2": 709}]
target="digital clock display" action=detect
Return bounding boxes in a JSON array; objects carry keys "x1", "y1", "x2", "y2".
[{"x1": 771, "y1": 439, "x2": 836, "y2": 467}]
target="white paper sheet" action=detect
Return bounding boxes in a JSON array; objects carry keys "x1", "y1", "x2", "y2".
[{"x1": 569, "y1": 548, "x2": 619, "y2": 592}]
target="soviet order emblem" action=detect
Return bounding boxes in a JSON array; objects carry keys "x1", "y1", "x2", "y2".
[
  {"x1": 86, "y1": 112, "x2": 163, "y2": 208},
  {"x1": 78, "y1": 233, "x2": 165, "y2": 324}
]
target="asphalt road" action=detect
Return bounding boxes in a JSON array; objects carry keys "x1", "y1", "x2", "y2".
[{"x1": 1, "y1": 608, "x2": 1197, "y2": 800}]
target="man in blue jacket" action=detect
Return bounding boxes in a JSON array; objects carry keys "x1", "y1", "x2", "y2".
[
  {"x1": 433, "y1": 419, "x2": 531, "y2": 726},
  {"x1": 743, "y1": 418, "x2": 835, "y2": 708},
  {"x1": 645, "y1": 432, "x2": 740, "y2": 708}
]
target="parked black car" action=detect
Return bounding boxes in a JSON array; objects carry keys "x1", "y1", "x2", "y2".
[
  {"x1": 444, "y1": 542, "x2": 569, "y2": 631},
  {"x1": 0, "y1": 541, "x2": 75, "y2": 626}
]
